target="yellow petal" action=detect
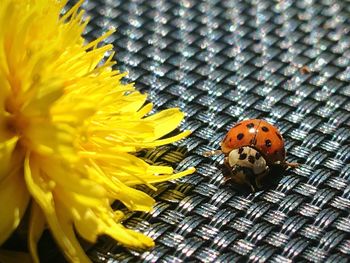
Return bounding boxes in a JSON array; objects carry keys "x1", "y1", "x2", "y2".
[
  {"x1": 136, "y1": 103, "x2": 153, "y2": 118},
  {"x1": 22, "y1": 80, "x2": 64, "y2": 117},
  {"x1": 70, "y1": 208, "x2": 101, "y2": 243},
  {"x1": 129, "y1": 130, "x2": 192, "y2": 148},
  {"x1": 40, "y1": 157, "x2": 107, "y2": 198},
  {"x1": 25, "y1": 155, "x2": 91, "y2": 263},
  {"x1": 102, "y1": 216, "x2": 154, "y2": 249},
  {"x1": 55, "y1": 205, "x2": 92, "y2": 263},
  {"x1": 51, "y1": 101, "x2": 96, "y2": 125},
  {"x1": 26, "y1": 122, "x2": 77, "y2": 161},
  {"x1": 114, "y1": 185, "x2": 155, "y2": 211},
  {"x1": 52, "y1": 187, "x2": 121, "y2": 244},
  {"x1": 57, "y1": 191, "x2": 154, "y2": 249},
  {"x1": 28, "y1": 202, "x2": 46, "y2": 263},
  {"x1": 0, "y1": 168, "x2": 30, "y2": 245},
  {"x1": 124, "y1": 167, "x2": 196, "y2": 186},
  {"x1": 85, "y1": 161, "x2": 155, "y2": 211},
  {"x1": 0, "y1": 136, "x2": 18, "y2": 181},
  {"x1": 145, "y1": 108, "x2": 184, "y2": 140},
  {"x1": 0, "y1": 80, "x2": 11, "y2": 141},
  {"x1": 117, "y1": 92, "x2": 147, "y2": 113}
]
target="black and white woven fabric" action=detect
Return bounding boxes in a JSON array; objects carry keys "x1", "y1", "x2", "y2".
[{"x1": 67, "y1": 0, "x2": 350, "y2": 262}]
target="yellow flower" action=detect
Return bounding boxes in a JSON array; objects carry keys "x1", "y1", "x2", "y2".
[{"x1": 0, "y1": 0, "x2": 195, "y2": 262}]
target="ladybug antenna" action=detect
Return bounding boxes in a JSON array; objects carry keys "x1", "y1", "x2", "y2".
[
  {"x1": 203, "y1": 149, "x2": 222, "y2": 157},
  {"x1": 285, "y1": 161, "x2": 300, "y2": 168}
]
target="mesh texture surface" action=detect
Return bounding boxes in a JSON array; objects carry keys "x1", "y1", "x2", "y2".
[{"x1": 70, "y1": 0, "x2": 350, "y2": 262}]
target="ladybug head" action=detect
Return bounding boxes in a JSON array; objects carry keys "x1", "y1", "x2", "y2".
[{"x1": 227, "y1": 146, "x2": 268, "y2": 175}]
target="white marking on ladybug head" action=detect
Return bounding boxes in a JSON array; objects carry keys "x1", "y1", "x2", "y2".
[{"x1": 228, "y1": 146, "x2": 267, "y2": 175}]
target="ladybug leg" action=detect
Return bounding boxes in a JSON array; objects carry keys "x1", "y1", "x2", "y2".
[
  {"x1": 250, "y1": 184, "x2": 256, "y2": 192},
  {"x1": 223, "y1": 156, "x2": 229, "y2": 167},
  {"x1": 222, "y1": 160, "x2": 248, "y2": 186},
  {"x1": 255, "y1": 167, "x2": 270, "y2": 189},
  {"x1": 241, "y1": 167, "x2": 258, "y2": 192},
  {"x1": 222, "y1": 157, "x2": 233, "y2": 182},
  {"x1": 203, "y1": 149, "x2": 222, "y2": 157},
  {"x1": 285, "y1": 162, "x2": 300, "y2": 168}
]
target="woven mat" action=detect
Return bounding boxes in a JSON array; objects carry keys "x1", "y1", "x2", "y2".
[{"x1": 65, "y1": 0, "x2": 350, "y2": 262}]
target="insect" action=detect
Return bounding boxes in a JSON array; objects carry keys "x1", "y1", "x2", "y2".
[
  {"x1": 299, "y1": 65, "x2": 311, "y2": 75},
  {"x1": 204, "y1": 119, "x2": 299, "y2": 191}
]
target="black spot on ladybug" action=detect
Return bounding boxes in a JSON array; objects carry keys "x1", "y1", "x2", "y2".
[
  {"x1": 237, "y1": 133, "x2": 244, "y2": 140},
  {"x1": 239, "y1": 153, "x2": 247, "y2": 160},
  {"x1": 248, "y1": 155, "x2": 255, "y2": 164},
  {"x1": 265, "y1": 139, "x2": 272, "y2": 147},
  {"x1": 261, "y1": 126, "x2": 269, "y2": 132},
  {"x1": 246, "y1": 123, "x2": 254, "y2": 129},
  {"x1": 238, "y1": 147, "x2": 244, "y2": 154},
  {"x1": 255, "y1": 152, "x2": 261, "y2": 159},
  {"x1": 250, "y1": 138, "x2": 257, "y2": 145},
  {"x1": 276, "y1": 132, "x2": 282, "y2": 141}
]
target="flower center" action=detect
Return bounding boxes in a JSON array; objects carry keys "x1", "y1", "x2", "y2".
[{"x1": 5, "y1": 97, "x2": 28, "y2": 136}]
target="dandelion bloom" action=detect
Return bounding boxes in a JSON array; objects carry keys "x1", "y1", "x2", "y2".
[{"x1": 0, "y1": 0, "x2": 195, "y2": 262}]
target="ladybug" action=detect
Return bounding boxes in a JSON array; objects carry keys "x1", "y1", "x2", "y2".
[{"x1": 205, "y1": 119, "x2": 298, "y2": 191}]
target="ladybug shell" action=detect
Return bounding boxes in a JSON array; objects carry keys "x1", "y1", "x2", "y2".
[{"x1": 220, "y1": 119, "x2": 286, "y2": 165}]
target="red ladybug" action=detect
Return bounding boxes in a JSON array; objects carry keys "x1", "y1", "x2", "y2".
[{"x1": 205, "y1": 119, "x2": 298, "y2": 191}]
